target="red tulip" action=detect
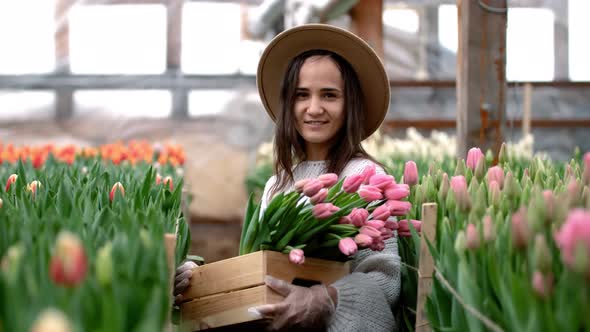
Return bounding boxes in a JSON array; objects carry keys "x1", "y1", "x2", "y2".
[
  {"x1": 5, "y1": 174, "x2": 17, "y2": 192},
  {"x1": 109, "y1": 182, "x2": 125, "y2": 202},
  {"x1": 49, "y1": 231, "x2": 87, "y2": 287}
]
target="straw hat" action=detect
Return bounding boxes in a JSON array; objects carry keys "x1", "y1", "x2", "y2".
[{"x1": 257, "y1": 24, "x2": 390, "y2": 139}]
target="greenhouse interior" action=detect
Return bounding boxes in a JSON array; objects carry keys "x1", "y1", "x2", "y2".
[{"x1": 1, "y1": 0, "x2": 589, "y2": 331}]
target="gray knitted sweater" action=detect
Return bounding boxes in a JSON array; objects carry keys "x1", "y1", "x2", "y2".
[{"x1": 261, "y1": 159, "x2": 401, "y2": 332}]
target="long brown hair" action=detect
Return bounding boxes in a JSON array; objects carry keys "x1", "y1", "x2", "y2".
[{"x1": 270, "y1": 49, "x2": 380, "y2": 197}]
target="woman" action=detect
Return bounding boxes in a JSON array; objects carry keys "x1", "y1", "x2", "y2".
[{"x1": 175, "y1": 24, "x2": 401, "y2": 331}]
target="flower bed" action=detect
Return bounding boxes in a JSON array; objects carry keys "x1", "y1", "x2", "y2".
[{"x1": 0, "y1": 144, "x2": 190, "y2": 332}]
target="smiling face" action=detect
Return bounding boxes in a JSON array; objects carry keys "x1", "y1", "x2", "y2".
[{"x1": 293, "y1": 55, "x2": 346, "y2": 160}]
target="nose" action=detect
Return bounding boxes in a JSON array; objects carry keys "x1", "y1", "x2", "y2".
[{"x1": 307, "y1": 95, "x2": 324, "y2": 116}]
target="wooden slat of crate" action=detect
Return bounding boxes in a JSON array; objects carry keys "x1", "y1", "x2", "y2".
[
  {"x1": 183, "y1": 250, "x2": 350, "y2": 300},
  {"x1": 181, "y1": 285, "x2": 282, "y2": 330}
]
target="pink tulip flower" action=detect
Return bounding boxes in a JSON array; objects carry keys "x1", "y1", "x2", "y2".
[
  {"x1": 369, "y1": 174, "x2": 395, "y2": 190},
  {"x1": 294, "y1": 179, "x2": 311, "y2": 193},
  {"x1": 466, "y1": 147, "x2": 484, "y2": 170},
  {"x1": 342, "y1": 174, "x2": 364, "y2": 193},
  {"x1": 318, "y1": 173, "x2": 338, "y2": 188},
  {"x1": 381, "y1": 227, "x2": 394, "y2": 240},
  {"x1": 354, "y1": 233, "x2": 373, "y2": 247},
  {"x1": 384, "y1": 183, "x2": 410, "y2": 200},
  {"x1": 384, "y1": 219, "x2": 399, "y2": 231},
  {"x1": 303, "y1": 179, "x2": 323, "y2": 197},
  {"x1": 358, "y1": 185, "x2": 383, "y2": 202},
  {"x1": 360, "y1": 225, "x2": 382, "y2": 239},
  {"x1": 385, "y1": 200, "x2": 412, "y2": 216},
  {"x1": 487, "y1": 166, "x2": 504, "y2": 189},
  {"x1": 309, "y1": 188, "x2": 328, "y2": 205},
  {"x1": 511, "y1": 207, "x2": 530, "y2": 249},
  {"x1": 532, "y1": 271, "x2": 553, "y2": 298},
  {"x1": 554, "y1": 209, "x2": 590, "y2": 276},
  {"x1": 366, "y1": 219, "x2": 386, "y2": 230},
  {"x1": 370, "y1": 240, "x2": 386, "y2": 251},
  {"x1": 312, "y1": 203, "x2": 339, "y2": 220},
  {"x1": 288, "y1": 249, "x2": 305, "y2": 265},
  {"x1": 371, "y1": 205, "x2": 391, "y2": 221},
  {"x1": 403, "y1": 161, "x2": 418, "y2": 186},
  {"x1": 465, "y1": 224, "x2": 480, "y2": 249},
  {"x1": 338, "y1": 237, "x2": 358, "y2": 256},
  {"x1": 348, "y1": 208, "x2": 369, "y2": 227},
  {"x1": 483, "y1": 215, "x2": 496, "y2": 242},
  {"x1": 338, "y1": 216, "x2": 352, "y2": 225},
  {"x1": 398, "y1": 219, "x2": 421, "y2": 234},
  {"x1": 360, "y1": 164, "x2": 376, "y2": 184}
]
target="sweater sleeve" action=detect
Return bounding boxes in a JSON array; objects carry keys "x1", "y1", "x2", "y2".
[{"x1": 328, "y1": 237, "x2": 401, "y2": 332}]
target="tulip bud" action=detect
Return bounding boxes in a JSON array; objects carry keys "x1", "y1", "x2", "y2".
[
  {"x1": 109, "y1": 182, "x2": 125, "y2": 202},
  {"x1": 511, "y1": 207, "x2": 530, "y2": 249},
  {"x1": 1, "y1": 243, "x2": 24, "y2": 282},
  {"x1": 384, "y1": 183, "x2": 410, "y2": 200},
  {"x1": 370, "y1": 240, "x2": 386, "y2": 251},
  {"x1": 445, "y1": 189, "x2": 457, "y2": 214},
  {"x1": 371, "y1": 204, "x2": 391, "y2": 221},
  {"x1": 504, "y1": 172, "x2": 521, "y2": 200},
  {"x1": 5, "y1": 173, "x2": 17, "y2": 192},
  {"x1": 554, "y1": 209, "x2": 590, "y2": 277},
  {"x1": 30, "y1": 308, "x2": 73, "y2": 332},
  {"x1": 312, "y1": 203, "x2": 339, "y2": 219},
  {"x1": 164, "y1": 176, "x2": 175, "y2": 191},
  {"x1": 385, "y1": 200, "x2": 412, "y2": 216},
  {"x1": 342, "y1": 174, "x2": 363, "y2": 193},
  {"x1": 348, "y1": 208, "x2": 369, "y2": 227},
  {"x1": 0, "y1": 198, "x2": 2, "y2": 209},
  {"x1": 354, "y1": 233, "x2": 373, "y2": 247},
  {"x1": 487, "y1": 166, "x2": 504, "y2": 189},
  {"x1": 288, "y1": 249, "x2": 305, "y2": 265},
  {"x1": 498, "y1": 142, "x2": 507, "y2": 164},
  {"x1": 27, "y1": 180, "x2": 42, "y2": 197},
  {"x1": 466, "y1": 147, "x2": 484, "y2": 171},
  {"x1": 360, "y1": 164, "x2": 376, "y2": 184},
  {"x1": 482, "y1": 215, "x2": 495, "y2": 242},
  {"x1": 338, "y1": 237, "x2": 358, "y2": 256},
  {"x1": 403, "y1": 161, "x2": 419, "y2": 186},
  {"x1": 96, "y1": 242, "x2": 113, "y2": 287},
  {"x1": 454, "y1": 159, "x2": 467, "y2": 176},
  {"x1": 294, "y1": 179, "x2": 311, "y2": 193},
  {"x1": 318, "y1": 173, "x2": 338, "y2": 188},
  {"x1": 438, "y1": 173, "x2": 450, "y2": 202},
  {"x1": 366, "y1": 219, "x2": 385, "y2": 230},
  {"x1": 309, "y1": 188, "x2": 328, "y2": 205},
  {"x1": 474, "y1": 157, "x2": 486, "y2": 181},
  {"x1": 81, "y1": 166, "x2": 88, "y2": 175},
  {"x1": 303, "y1": 179, "x2": 323, "y2": 197},
  {"x1": 369, "y1": 174, "x2": 395, "y2": 190},
  {"x1": 155, "y1": 173, "x2": 163, "y2": 185},
  {"x1": 454, "y1": 231, "x2": 467, "y2": 254},
  {"x1": 532, "y1": 271, "x2": 553, "y2": 298},
  {"x1": 567, "y1": 178, "x2": 580, "y2": 207},
  {"x1": 451, "y1": 176, "x2": 471, "y2": 211},
  {"x1": 465, "y1": 224, "x2": 480, "y2": 250},
  {"x1": 488, "y1": 181, "x2": 501, "y2": 207},
  {"x1": 49, "y1": 231, "x2": 87, "y2": 287},
  {"x1": 358, "y1": 185, "x2": 383, "y2": 202},
  {"x1": 398, "y1": 219, "x2": 421, "y2": 234},
  {"x1": 533, "y1": 234, "x2": 552, "y2": 273},
  {"x1": 383, "y1": 219, "x2": 398, "y2": 231},
  {"x1": 359, "y1": 225, "x2": 382, "y2": 239},
  {"x1": 583, "y1": 152, "x2": 590, "y2": 185}
]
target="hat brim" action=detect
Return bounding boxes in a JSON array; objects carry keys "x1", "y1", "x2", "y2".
[{"x1": 257, "y1": 24, "x2": 390, "y2": 140}]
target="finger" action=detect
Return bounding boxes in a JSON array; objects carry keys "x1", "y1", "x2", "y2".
[
  {"x1": 252, "y1": 304, "x2": 277, "y2": 316},
  {"x1": 175, "y1": 261, "x2": 197, "y2": 275},
  {"x1": 174, "y1": 279, "x2": 189, "y2": 295},
  {"x1": 174, "y1": 294, "x2": 183, "y2": 305},
  {"x1": 264, "y1": 276, "x2": 292, "y2": 297},
  {"x1": 174, "y1": 269, "x2": 193, "y2": 283}
]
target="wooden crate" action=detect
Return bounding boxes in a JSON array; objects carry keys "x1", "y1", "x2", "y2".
[{"x1": 180, "y1": 250, "x2": 350, "y2": 331}]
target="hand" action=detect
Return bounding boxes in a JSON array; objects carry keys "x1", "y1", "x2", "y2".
[
  {"x1": 253, "y1": 276, "x2": 336, "y2": 331},
  {"x1": 174, "y1": 260, "x2": 198, "y2": 304}
]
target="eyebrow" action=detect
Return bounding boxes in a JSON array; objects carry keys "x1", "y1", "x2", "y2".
[{"x1": 296, "y1": 87, "x2": 341, "y2": 93}]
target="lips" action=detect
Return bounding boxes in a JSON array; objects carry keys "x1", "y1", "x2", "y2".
[{"x1": 304, "y1": 120, "x2": 328, "y2": 125}]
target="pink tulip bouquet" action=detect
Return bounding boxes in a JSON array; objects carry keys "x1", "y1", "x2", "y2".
[{"x1": 239, "y1": 164, "x2": 418, "y2": 262}]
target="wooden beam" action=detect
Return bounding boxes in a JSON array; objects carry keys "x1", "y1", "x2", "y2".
[
  {"x1": 166, "y1": 0, "x2": 183, "y2": 70},
  {"x1": 349, "y1": 0, "x2": 384, "y2": 59},
  {"x1": 415, "y1": 203, "x2": 438, "y2": 332},
  {"x1": 54, "y1": 0, "x2": 75, "y2": 120},
  {"x1": 383, "y1": 119, "x2": 590, "y2": 130},
  {"x1": 456, "y1": 0, "x2": 507, "y2": 161},
  {"x1": 553, "y1": 2, "x2": 568, "y2": 80}
]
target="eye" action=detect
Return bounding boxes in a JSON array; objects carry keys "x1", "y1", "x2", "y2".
[
  {"x1": 295, "y1": 91, "x2": 308, "y2": 99},
  {"x1": 323, "y1": 92, "x2": 337, "y2": 99}
]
